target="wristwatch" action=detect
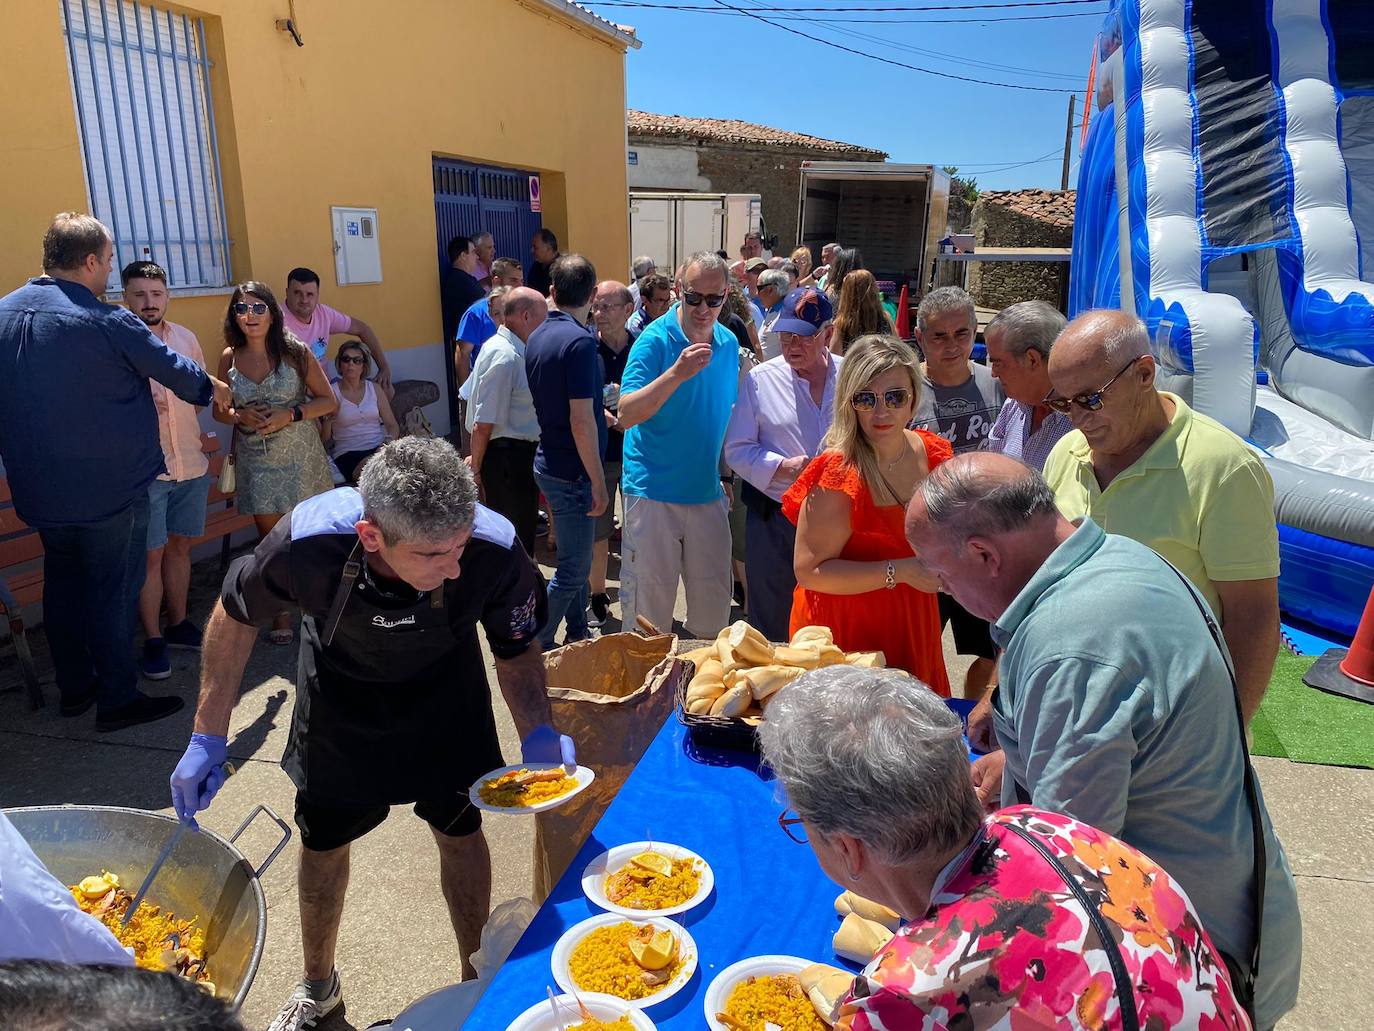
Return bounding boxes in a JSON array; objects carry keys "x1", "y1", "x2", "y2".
[
  {"x1": 291, "y1": 405, "x2": 304, "y2": 423},
  {"x1": 884, "y1": 560, "x2": 896, "y2": 590}
]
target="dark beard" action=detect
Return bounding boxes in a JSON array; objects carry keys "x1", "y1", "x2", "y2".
[{"x1": 138, "y1": 313, "x2": 164, "y2": 327}]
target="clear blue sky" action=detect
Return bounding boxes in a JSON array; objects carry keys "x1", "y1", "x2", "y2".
[{"x1": 587, "y1": 1, "x2": 1108, "y2": 192}]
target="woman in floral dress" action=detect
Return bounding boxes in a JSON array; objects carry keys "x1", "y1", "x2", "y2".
[
  {"x1": 215, "y1": 281, "x2": 336, "y2": 644},
  {"x1": 759, "y1": 665, "x2": 1252, "y2": 1031}
]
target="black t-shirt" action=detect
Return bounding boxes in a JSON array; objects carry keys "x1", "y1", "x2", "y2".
[
  {"x1": 441, "y1": 267, "x2": 484, "y2": 346},
  {"x1": 597, "y1": 327, "x2": 639, "y2": 464},
  {"x1": 720, "y1": 311, "x2": 752, "y2": 354},
  {"x1": 221, "y1": 487, "x2": 544, "y2": 672},
  {"x1": 528, "y1": 259, "x2": 555, "y2": 298}
]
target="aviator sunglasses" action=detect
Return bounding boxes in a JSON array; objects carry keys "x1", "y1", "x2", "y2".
[
  {"x1": 850, "y1": 387, "x2": 912, "y2": 412},
  {"x1": 1044, "y1": 355, "x2": 1142, "y2": 413},
  {"x1": 232, "y1": 301, "x2": 269, "y2": 316}
]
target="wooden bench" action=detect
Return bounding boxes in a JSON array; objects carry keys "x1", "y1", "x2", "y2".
[{"x1": 0, "y1": 431, "x2": 255, "y2": 709}]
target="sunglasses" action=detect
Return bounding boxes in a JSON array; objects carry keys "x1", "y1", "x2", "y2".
[
  {"x1": 232, "y1": 301, "x2": 269, "y2": 316},
  {"x1": 778, "y1": 808, "x2": 807, "y2": 844},
  {"x1": 682, "y1": 291, "x2": 726, "y2": 309},
  {"x1": 851, "y1": 387, "x2": 912, "y2": 412},
  {"x1": 338, "y1": 354, "x2": 365, "y2": 365},
  {"x1": 1044, "y1": 355, "x2": 1142, "y2": 413}
]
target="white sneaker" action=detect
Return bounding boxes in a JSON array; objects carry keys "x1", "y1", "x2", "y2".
[{"x1": 265, "y1": 971, "x2": 343, "y2": 1031}]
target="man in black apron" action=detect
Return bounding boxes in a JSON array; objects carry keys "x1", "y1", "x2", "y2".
[{"x1": 169, "y1": 438, "x2": 569, "y2": 1030}]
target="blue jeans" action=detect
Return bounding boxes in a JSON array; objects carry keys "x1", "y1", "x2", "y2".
[
  {"x1": 532, "y1": 470, "x2": 594, "y2": 649},
  {"x1": 36, "y1": 492, "x2": 150, "y2": 711}
]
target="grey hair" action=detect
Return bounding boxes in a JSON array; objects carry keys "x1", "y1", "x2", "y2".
[
  {"x1": 473, "y1": 230, "x2": 494, "y2": 244},
  {"x1": 919, "y1": 453, "x2": 1058, "y2": 543},
  {"x1": 487, "y1": 285, "x2": 511, "y2": 313},
  {"x1": 758, "y1": 268, "x2": 790, "y2": 294},
  {"x1": 758, "y1": 667, "x2": 983, "y2": 865},
  {"x1": 1098, "y1": 311, "x2": 1152, "y2": 366},
  {"x1": 359, "y1": 437, "x2": 478, "y2": 545},
  {"x1": 985, "y1": 300, "x2": 1066, "y2": 358},
  {"x1": 631, "y1": 255, "x2": 656, "y2": 278},
  {"x1": 916, "y1": 286, "x2": 976, "y2": 333},
  {"x1": 682, "y1": 250, "x2": 729, "y2": 285}
]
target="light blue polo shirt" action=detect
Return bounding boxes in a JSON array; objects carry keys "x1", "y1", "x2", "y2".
[
  {"x1": 621, "y1": 304, "x2": 739, "y2": 505},
  {"x1": 990, "y1": 518, "x2": 1301, "y2": 1030}
]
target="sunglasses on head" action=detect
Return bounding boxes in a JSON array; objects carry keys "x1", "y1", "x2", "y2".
[
  {"x1": 1044, "y1": 355, "x2": 1142, "y2": 413},
  {"x1": 851, "y1": 387, "x2": 912, "y2": 412},
  {"x1": 232, "y1": 301, "x2": 269, "y2": 316},
  {"x1": 682, "y1": 291, "x2": 726, "y2": 309},
  {"x1": 338, "y1": 354, "x2": 365, "y2": 365}
]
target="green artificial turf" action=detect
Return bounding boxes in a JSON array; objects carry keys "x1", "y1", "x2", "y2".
[{"x1": 1249, "y1": 652, "x2": 1374, "y2": 768}]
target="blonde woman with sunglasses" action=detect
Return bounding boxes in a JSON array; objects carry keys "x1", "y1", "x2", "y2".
[{"x1": 781, "y1": 334, "x2": 951, "y2": 694}]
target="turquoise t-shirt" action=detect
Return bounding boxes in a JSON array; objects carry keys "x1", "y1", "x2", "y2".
[{"x1": 621, "y1": 305, "x2": 739, "y2": 505}]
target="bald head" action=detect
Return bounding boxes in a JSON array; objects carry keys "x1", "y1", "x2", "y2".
[
  {"x1": 906, "y1": 452, "x2": 1060, "y2": 547},
  {"x1": 502, "y1": 286, "x2": 548, "y2": 342},
  {"x1": 1049, "y1": 309, "x2": 1150, "y2": 380},
  {"x1": 594, "y1": 280, "x2": 633, "y2": 308}
]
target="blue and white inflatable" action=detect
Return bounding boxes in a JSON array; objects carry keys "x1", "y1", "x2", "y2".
[{"x1": 1072, "y1": 0, "x2": 1374, "y2": 637}]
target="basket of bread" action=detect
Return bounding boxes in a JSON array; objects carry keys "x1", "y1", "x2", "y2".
[{"x1": 674, "y1": 621, "x2": 884, "y2": 750}]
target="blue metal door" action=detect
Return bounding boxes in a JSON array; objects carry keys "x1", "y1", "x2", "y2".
[{"x1": 433, "y1": 158, "x2": 542, "y2": 270}]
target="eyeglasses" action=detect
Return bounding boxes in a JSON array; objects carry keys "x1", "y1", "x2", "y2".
[
  {"x1": 1044, "y1": 355, "x2": 1142, "y2": 413},
  {"x1": 232, "y1": 301, "x2": 269, "y2": 316},
  {"x1": 338, "y1": 354, "x2": 365, "y2": 365},
  {"x1": 590, "y1": 302, "x2": 629, "y2": 314},
  {"x1": 850, "y1": 387, "x2": 912, "y2": 412},
  {"x1": 682, "y1": 291, "x2": 727, "y2": 309},
  {"x1": 778, "y1": 808, "x2": 808, "y2": 844}
]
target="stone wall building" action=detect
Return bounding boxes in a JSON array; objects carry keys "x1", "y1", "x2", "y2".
[
  {"x1": 967, "y1": 189, "x2": 1075, "y2": 311},
  {"x1": 627, "y1": 110, "x2": 886, "y2": 254}
]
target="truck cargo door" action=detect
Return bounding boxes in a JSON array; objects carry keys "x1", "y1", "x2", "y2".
[{"x1": 630, "y1": 195, "x2": 675, "y2": 273}]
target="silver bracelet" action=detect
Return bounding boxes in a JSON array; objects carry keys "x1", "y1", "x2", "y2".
[{"x1": 884, "y1": 560, "x2": 896, "y2": 590}]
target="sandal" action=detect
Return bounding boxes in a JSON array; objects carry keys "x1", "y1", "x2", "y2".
[{"x1": 268, "y1": 627, "x2": 294, "y2": 646}]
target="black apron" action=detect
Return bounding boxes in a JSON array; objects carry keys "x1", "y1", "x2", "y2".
[{"x1": 281, "y1": 543, "x2": 505, "y2": 806}]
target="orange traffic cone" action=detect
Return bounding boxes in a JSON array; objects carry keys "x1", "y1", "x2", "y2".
[{"x1": 1303, "y1": 585, "x2": 1374, "y2": 704}]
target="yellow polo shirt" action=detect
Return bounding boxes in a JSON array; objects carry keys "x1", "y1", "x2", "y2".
[{"x1": 1041, "y1": 393, "x2": 1279, "y2": 620}]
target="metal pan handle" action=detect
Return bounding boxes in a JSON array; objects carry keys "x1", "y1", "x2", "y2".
[{"x1": 229, "y1": 804, "x2": 292, "y2": 879}]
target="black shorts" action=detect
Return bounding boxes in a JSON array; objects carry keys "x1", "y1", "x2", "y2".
[
  {"x1": 939, "y1": 593, "x2": 997, "y2": 661},
  {"x1": 294, "y1": 792, "x2": 482, "y2": 852}
]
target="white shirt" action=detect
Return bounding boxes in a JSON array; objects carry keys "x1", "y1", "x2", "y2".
[
  {"x1": 465, "y1": 326, "x2": 541, "y2": 441},
  {"x1": 724, "y1": 351, "x2": 841, "y2": 502}
]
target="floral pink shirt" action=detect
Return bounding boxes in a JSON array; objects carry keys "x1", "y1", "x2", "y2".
[{"x1": 838, "y1": 807, "x2": 1250, "y2": 1031}]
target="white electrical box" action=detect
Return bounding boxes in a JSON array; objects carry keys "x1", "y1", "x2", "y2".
[{"x1": 331, "y1": 206, "x2": 382, "y2": 285}]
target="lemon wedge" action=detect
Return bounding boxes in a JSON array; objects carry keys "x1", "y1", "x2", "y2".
[
  {"x1": 78, "y1": 873, "x2": 116, "y2": 899},
  {"x1": 628, "y1": 851, "x2": 673, "y2": 878},
  {"x1": 627, "y1": 928, "x2": 677, "y2": 971}
]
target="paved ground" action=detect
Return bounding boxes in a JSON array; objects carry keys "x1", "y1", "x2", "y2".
[{"x1": 2, "y1": 537, "x2": 1371, "y2": 1030}]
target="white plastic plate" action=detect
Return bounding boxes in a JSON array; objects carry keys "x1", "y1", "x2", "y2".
[
  {"x1": 581, "y1": 841, "x2": 715, "y2": 919},
  {"x1": 506, "y1": 991, "x2": 658, "y2": 1031},
  {"x1": 467, "y1": 763, "x2": 595, "y2": 815},
  {"x1": 551, "y1": 913, "x2": 698, "y2": 1011},
  {"x1": 703, "y1": 955, "x2": 820, "y2": 1031}
]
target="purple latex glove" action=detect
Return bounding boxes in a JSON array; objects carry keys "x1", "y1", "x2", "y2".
[
  {"x1": 170, "y1": 733, "x2": 229, "y2": 830},
  {"x1": 521, "y1": 725, "x2": 576, "y2": 770}
]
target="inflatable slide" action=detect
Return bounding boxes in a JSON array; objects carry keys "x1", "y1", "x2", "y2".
[{"x1": 1071, "y1": 0, "x2": 1374, "y2": 637}]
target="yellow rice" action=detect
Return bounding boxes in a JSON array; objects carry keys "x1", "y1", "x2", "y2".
[
  {"x1": 568, "y1": 1019, "x2": 634, "y2": 1031},
  {"x1": 569, "y1": 922, "x2": 684, "y2": 1000},
  {"x1": 477, "y1": 769, "x2": 578, "y2": 807},
  {"x1": 604, "y1": 856, "x2": 701, "y2": 910},
  {"x1": 722, "y1": 974, "x2": 826, "y2": 1031},
  {"x1": 68, "y1": 873, "x2": 209, "y2": 982}
]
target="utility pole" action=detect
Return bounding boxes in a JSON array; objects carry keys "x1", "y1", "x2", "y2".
[{"x1": 1061, "y1": 93, "x2": 1077, "y2": 191}]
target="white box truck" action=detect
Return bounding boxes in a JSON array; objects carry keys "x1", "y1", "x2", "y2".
[
  {"x1": 797, "y1": 162, "x2": 951, "y2": 294},
  {"x1": 629, "y1": 192, "x2": 763, "y2": 275}
]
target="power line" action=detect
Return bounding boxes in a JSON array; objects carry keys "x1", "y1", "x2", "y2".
[
  {"x1": 700, "y1": 0, "x2": 1081, "y2": 92},
  {"x1": 585, "y1": 3, "x2": 1104, "y2": 21},
  {"x1": 591, "y1": 0, "x2": 1103, "y2": 9}
]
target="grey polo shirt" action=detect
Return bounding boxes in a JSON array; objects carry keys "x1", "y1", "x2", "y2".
[
  {"x1": 465, "y1": 326, "x2": 540, "y2": 442},
  {"x1": 990, "y1": 518, "x2": 1301, "y2": 1029}
]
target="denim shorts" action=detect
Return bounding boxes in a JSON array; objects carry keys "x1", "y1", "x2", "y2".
[{"x1": 146, "y1": 474, "x2": 211, "y2": 550}]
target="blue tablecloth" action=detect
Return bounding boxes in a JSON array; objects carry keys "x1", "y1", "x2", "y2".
[{"x1": 463, "y1": 700, "x2": 978, "y2": 1029}]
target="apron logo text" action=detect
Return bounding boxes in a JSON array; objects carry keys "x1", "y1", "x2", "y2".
[{"x1": 371, "y1": 613, "x2": 417, "y2": 629}]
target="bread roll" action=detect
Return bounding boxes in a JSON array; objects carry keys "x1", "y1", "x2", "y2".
[
  {"x1": 834, "y1": 890, "x2": 902, "y2": 931},
  {"x1": 815, "y1": 644, "x2": 848, "y2": 667},
  {"x1": 791, "y1": 625, "x2": 834, "y2": 647},
  {"x1": 685, "y1": 696, "x2": 716, "y2": 715},
  {"x1": 696, "y1": 657, "x2": 726, "y2": 681},
  {"x1": 798, "y1": 963, "x2": 853, "y2": 1025},
  {"x1": 773, "y1": 644, "x2": 822, "y2": 669},
  {"x1": 709, "y1": 683, "x2": 753, "y2": 717},
  {"x1": 677, "y1": 644, "x2": 718, "y2": 668},
  {"x1": 832, "y1": 913, "x2": 893, "y2": 964},
  {"x1": 740, "y1": 664, "x2": 804, "y2": 701},
  {"x1": 685, "y1": 680, "x2": 725, "y2": 706},
  {"x1": 726, "y1": 619, "x2": 774, "y2": 665},
  {"x1": 715, "y1": 635, "x2": 743, "y2": 674},
  {"x1": 843, "y1": 650, "x2": 886, "y2": 668}
]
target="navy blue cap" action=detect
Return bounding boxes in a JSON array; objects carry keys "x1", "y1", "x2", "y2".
[{"x1": 774, "y1": 286, "x2": 834, "y2": 336}]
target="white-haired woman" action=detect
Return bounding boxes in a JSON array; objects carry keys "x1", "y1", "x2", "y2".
[
  {"x1": 758, "y1": 666, "x2": 1253, "y2": 1031},
  {"x1": 782, "y1": 334, "x2": 949, "y2": 693}
]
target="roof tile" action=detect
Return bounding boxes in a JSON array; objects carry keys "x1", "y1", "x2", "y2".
[
  {"x1": 627, "y1": 110, "x2": 886, "y2": 157},
  {"x1": 979, "y1": 188, "x2": 1076, "y2": 229}
]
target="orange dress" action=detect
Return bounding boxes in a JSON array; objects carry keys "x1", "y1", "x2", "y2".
[{"x1": 781, "y1": 431, "x2": 952, "y2": 696}]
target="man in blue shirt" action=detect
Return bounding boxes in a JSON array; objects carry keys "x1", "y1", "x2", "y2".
[
  {"x1": 0, "y1": 212, "x2": 230, "y2": 730},
  {"x1": 524, "y1": 255, "x2": 607, "y2": 649},
  {"x1": 617, "y1": 252, "x2": 739, "y2": 637},
  {"x1": 905, "y1": 453, "x2": 1302, "y2": 1030}
]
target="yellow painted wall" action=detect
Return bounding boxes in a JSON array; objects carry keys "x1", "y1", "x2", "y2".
[{"x1": 0, "y1": 0, "x2": 631, "y2": 362}]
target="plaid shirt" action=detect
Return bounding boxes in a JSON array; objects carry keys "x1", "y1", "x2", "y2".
[{"x1": 984, "y1": 398, "x2": 1073, "y2": 471}]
